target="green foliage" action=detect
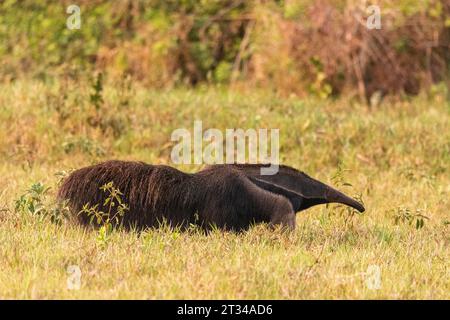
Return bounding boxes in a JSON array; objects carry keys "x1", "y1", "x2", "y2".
[
  {"x1": 308, "y1": 57, "x2": 333, "y2": 98},
  {"x1": 283, "y1": 0, "x2": 309, "y2": 19},
  {"x1": 79, "y1": 182, "x2": 129, "y2": 246},
  {"x1": 0, "y1": 0, "x2": 447, "y2": 97},
  {"x1": 89, "y1": 73, "x2": 104, "y2": 111},
  {"x1": 15, "y1": 183, "x2": 50, "y2": 217},
  {"x1": 14, "y1": 182, "x2": 69, "y2": 224},
  {"x1": 214, "y1": 61, "x2": 233, "y2": 83},
  {"x1": 329, "y1": 163, "x2": 365, "y2": 228},
  {"x1": 80, "y1": 181, "x2": 129, "y2": 226},
  {"x1": 84, "y1": 72, "x2": 130, "y2": 138},
  {"x1": 391, "y1": 207, "x2": 429, "y2": 230}
]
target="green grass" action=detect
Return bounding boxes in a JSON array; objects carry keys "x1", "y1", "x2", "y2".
[{"x1": 0, "y1": 78, "x2": 449, "y2": 299}]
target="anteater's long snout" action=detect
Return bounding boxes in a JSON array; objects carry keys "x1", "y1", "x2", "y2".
[{"x1": 325, "y1": 187, "x2": 365, "y2": 213}]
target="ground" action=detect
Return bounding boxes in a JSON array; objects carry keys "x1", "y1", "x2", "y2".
[{"x1": 0, "y1": 78, "x2": 448, "y2": 299}]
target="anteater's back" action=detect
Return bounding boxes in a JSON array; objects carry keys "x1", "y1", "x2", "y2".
[{"x1": 58, "y1": 160, "x2": 196, "y2": 229}]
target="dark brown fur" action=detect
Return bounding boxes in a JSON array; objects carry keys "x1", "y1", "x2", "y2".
[{"x1": 58, "y1": 161, "x2": 365, "y2": 231}]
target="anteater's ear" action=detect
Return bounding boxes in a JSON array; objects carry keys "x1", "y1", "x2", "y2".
[{"x1": 236, "y1": 164, "x2": 365, "y2": 213}]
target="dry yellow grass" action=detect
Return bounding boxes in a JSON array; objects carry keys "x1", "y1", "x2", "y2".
[{"x1": 0, "y1": 79, "x2": 448, "y2": 299}]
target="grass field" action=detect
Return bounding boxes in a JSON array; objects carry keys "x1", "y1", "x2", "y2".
[{"x1": 0, "y1": 78, "x2": 448, "y2": 299}]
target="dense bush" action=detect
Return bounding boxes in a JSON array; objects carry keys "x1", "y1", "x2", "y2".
[{"x1": 0, "y1": 0, "x2": 448, "y2": 98}]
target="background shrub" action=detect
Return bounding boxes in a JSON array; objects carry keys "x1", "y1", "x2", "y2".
[{"x1": 0, "y1": 0, "x2": 448, "y2": 99}]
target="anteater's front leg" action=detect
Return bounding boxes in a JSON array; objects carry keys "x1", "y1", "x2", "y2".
[
  {"x1": 243, "y1": 178, "x2": 296, "y2": 230},
  {"x1": 267, "y1": 198, "x2": 296, "y2": 230}
]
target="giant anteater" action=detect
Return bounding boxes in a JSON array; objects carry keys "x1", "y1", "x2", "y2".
[{"x1": 58, "y1": 161, "x2": 365, "y2": 231}]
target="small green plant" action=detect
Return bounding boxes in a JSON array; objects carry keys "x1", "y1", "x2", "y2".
[
  {"x1": 330, "y1": 163, "x2": 365, "y2": 227},
  {"x1": 86, "y1": 72, "x2": 129, "y2": 138},
  {"x1": 96, "y1": 224, "x2": 113, "y2": 248},
  {"x1": 89, "y1": 72, "x2": 104, "y2": 111},
  {"x1": 14, "y1": 182, "x2": 69, "y2": 224},
  {"x1": 331, "y1": 162, "x2": 354, "y2": 189},
  {"x1": 186, "y1": 211, "x2": 208, "y2": 234},
  {"x1": 308, "y1": 56, "x2": 332, "y2": 99},
  {"x1": 15, "y1": 183, "x2": 50, "y2": 216},
  {"x1": 79, "y1": 182, "x2": 129, "y2": 246},
  {"x1": 391, "y1": 207, "x2": 429, "y2": 230}
]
